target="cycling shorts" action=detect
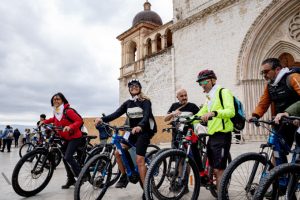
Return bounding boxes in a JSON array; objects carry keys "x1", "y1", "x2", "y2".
[{"x1": 207, "y1": 132, "x2": 232, "y2": 170}]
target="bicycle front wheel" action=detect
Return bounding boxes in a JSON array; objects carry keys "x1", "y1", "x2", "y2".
[
  {"x1": 144, "y1": 149, "x2": 200, "y2": 200},
  {"x1": 218, "y1": 152, "x2": 269, "y2": 200},
  {"x1": 19, "y1": 143, "x2": 35, "y2": 158},
  {"x1": 12, "y1": 149, "x2": 54, "y2": 197},
  {"x1": 74, "y1": 154, "x2": 112, "y2": 200},
  {"x1": 254, "y1": 163, "x2": 300, "y2": 200}
]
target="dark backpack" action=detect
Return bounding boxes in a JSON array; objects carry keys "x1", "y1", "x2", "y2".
[
  {"x1": 219, "y1": 88, "x2": 246, "y2": 131},
  {"x1": 63, "y1": 108, "x2": 84, "y2": 132}
]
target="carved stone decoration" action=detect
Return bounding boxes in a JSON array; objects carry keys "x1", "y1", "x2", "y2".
[{"x1": 289, "y1": 12, "x2": 300, "y2": 42}]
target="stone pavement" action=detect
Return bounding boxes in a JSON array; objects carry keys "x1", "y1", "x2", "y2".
[{"x1": 0, "y1": 141, "x2": 263, "y2": 200}]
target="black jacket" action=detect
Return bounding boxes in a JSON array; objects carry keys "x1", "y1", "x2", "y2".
[{"x1": 102, "y1": 99, "x2": 157, "y2": 137}]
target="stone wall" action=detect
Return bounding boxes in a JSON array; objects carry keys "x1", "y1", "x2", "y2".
[
  {"x1": 119, "y1": 47, "x2": 175, "y2": 116},
  {"x1": 84, "y1": 116, "x2": 171, "y2": 145},
  {"x1": 173, "y1": 0, "x2": 221, "y2": 22},
  {"x1": 172, "y1": 0, "x2": 271, "y2": 114}
]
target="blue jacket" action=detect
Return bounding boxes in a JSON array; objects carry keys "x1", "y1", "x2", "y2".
[{"x1": 1, "y1": 128, "x2": 13, "y2": 139}]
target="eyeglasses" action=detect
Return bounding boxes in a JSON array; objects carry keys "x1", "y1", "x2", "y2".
[
  {"x1": 198, "y1": 80, "x2": 209, "y2": 86},
  {"x1": 260, "y1": 69, "x2": 272, "y2": 75},
  {"x1": 129, "y1": 84, "x2": 140, "y2": 89}
]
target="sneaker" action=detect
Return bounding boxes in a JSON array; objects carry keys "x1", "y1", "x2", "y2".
[
  {"x1": 61, "y1": 179, "x2": 76, "y2": 189},
  {"x1": 115, "y1": 174, "x2": 128, "y2": 188},
  {"x1": 169, "y1": 181, "x2": 189, "y2": 194}
]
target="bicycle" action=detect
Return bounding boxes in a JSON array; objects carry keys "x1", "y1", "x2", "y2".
[
  {"x1": 144, "y1": 116, "x2": 232, "y2": 200},
  {"x1": 11, "y1": 124, "x2": 97, "y2": 197},
  {"x1": 74, "y1": 122, "x2": 162, "y2": 200},
  {"x1": 19, "y1": 128, "x2": 45, "y2": 158},
  {"x1": 253, "y1": 116, "x2": 300, "y2": 200},
  {"x1": 218, "y1": 118, "x2": 293, "y2": 200}
]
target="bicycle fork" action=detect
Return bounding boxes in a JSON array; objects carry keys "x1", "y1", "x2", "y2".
[{"x1": 244, "y1": 145, "x2": 273, "y2": 194}]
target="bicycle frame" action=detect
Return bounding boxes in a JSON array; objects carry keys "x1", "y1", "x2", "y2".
[{"x1": 111, "y1": 129, "x2": 139, "y2": 179}]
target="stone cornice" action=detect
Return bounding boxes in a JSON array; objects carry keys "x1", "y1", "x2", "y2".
[
  {"x1": 144, "y1": 20, "x2": 173, "y2": 37},
  {"x1": 171, "y1": 0, "x2": 240, "y2": 32},
  {"x1": 116, "y1": 22, "x2": 160, "y2": 41}
]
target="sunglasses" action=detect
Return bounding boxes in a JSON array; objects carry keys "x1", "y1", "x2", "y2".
[
  {"x1": 198, "y1": 80, "x2": 209, "y2": 86},
  {"x1": 260, "y1": 69, "x2": 272, "y2": 75},
  {"x1": 129, "y1": 84, "x2": 140, "y2": 89}
]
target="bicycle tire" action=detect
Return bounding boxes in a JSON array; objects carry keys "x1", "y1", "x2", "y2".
[
  {"x1": 52, "y1": 148, "x2": 62, "y2": 167},
  {"x1": 253, "y1": 163, "x2": 300, "y2": 200},
  {"x1": 218, "y1": 152, "x2": 269, "y2": 200},
  {"x1": 144, "y1": 149, "x2": 201, "y2": 200},
  {"x1": 19, "y1": 142, "x2": 35, "y2": 158},
  {"x1": 148, "y1": 144, "x2": 160, "y2": 151},
  {"x1": 12, "y1": 149, "x2": 54, "y2": 197},
  {"x1": 74, "y1": 154, "x2": 112, "y2": 200}
]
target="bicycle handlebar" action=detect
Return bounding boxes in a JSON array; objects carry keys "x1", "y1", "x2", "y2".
[{"x1": 99, "y1": 122, "x2": 132, "y2": 132}]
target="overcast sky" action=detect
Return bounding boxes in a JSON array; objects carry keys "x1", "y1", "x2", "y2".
[{"x1": 0, "y1": 0, "x2": 173, "y2": 125}]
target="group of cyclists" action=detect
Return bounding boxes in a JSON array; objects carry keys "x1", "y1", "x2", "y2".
[{"x1": 17, "y1": 57, "x2": 300, "y2": 199}]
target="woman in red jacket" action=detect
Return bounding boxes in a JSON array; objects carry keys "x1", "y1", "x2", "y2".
[{"x1": 42, "y1": 92, "x2": 83, "y2": 189}]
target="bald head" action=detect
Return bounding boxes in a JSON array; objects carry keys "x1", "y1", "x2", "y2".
[{"x1": 176, "y1": 89, "x2": 188, "y2": 105}]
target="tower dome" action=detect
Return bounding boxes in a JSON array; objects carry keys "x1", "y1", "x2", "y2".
[{"x1": 132, "y1": 1, "x2": 163, "y2": 27}]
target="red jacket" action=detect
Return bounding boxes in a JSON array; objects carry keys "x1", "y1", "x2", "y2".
[{"x1": 44, "y1": 104, "x2": 83, "y2": 140}]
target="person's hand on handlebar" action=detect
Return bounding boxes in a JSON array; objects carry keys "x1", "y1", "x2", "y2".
[
  {"x1": 201, "y1": 112, "x2": 215, "y2": 122},
  {"x1": 94, "y1": 117, "x2": 103, "y2": 126},
  {"x1": 274, "y1": 112, "x2": 289, "y2": 124},
  {"x1": 38, "y1": 120, "x2": 44, "y2": 126},
  {"x1": 132, "y1": 126, "x2": 142, "y2": 134},
  {"x1": 63, "y1": 126, "x2": 71, "y2": 132}
]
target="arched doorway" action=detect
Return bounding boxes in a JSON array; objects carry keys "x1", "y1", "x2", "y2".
[{"x1": 237, "y1": 0, "x2": 300, "y2": 140}]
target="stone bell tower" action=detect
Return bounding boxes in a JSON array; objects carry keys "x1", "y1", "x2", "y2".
[{"x1": 116, "y1": 1, "x2": 163, "y2": 102}]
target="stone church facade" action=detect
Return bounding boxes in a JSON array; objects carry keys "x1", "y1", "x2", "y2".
[{"x1": 116, "y1": 0, "x2": 300, "y2": 141}]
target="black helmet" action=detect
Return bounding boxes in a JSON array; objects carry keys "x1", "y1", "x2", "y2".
[
  {"x1": 196, "y1": 69, "x2": 217, "y2": 82},
  {"x1": 128, "y1": 79, "x2": 142, "y2": 88}
]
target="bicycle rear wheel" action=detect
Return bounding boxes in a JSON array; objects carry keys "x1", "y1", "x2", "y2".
[
  {"x1": 12, "y1": 149, "x2": 54, "y2": 197},
  {"x1": 74, "y1": 154, "x2": 112, "y2": 200},
  {"x1": 144, "y1": 149, "x2": 200, "y2": 200},
  {"x1": 19, "y1": 143, "x2": 35, "y2": 158},
  {"x1": 218, "y1": 152, "x2": 268, "y2": 200},
  {"x1": 254, "y1": 163, "x2": 300, "y2": 200}
]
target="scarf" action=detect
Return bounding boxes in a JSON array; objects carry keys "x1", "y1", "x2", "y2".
[
  {"x1": 53, "y1": 104, "x2": 64, "y2": 121},
  {"x1": 271, "y1": 67, "x2": 290, "y2": 86},
  {"x1": 207, "y1": 84, "x2": 219, "y2": 111},
  {"x1": 130, "y1": 95, "x2": 139, "y2": 102}
]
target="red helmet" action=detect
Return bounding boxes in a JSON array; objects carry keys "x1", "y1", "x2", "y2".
[{"x1": 196, "y1": 70, "x2": 217, "y2": 82}]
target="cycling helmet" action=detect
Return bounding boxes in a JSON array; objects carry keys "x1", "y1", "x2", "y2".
[
  {"x1": 128, "y1": 79, "x2": 142, "y2": 88},
  {"x1": 196, "y1": 69, "x2": 217, "y2": 82}
]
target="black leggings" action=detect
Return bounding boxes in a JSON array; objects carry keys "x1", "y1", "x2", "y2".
[{"x1": 61, "y1": 138, "x2": 83, "y2": 179}]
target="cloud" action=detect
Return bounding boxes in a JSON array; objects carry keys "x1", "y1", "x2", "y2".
[{"x1": 0, "y1": 0, "x2": 173, "y2": 125}]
